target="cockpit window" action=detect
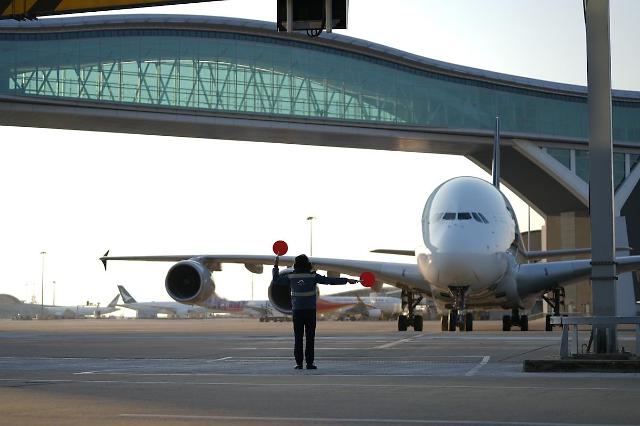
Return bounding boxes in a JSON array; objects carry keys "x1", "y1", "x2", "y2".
[{"x1": 433, "y1": 212, "x2": 489, "y2": 223}]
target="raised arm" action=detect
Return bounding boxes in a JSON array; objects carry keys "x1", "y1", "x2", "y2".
[
  {"x1": 272, "y1": 256, "x2": 280, "y2": 281},
  {"x1": 315, "y1": 273, "x2": 357, "y2": 285}
]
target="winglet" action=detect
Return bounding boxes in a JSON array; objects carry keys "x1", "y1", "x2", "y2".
[{"x1": 100, "y1": 250, "x2": 110, "y2": 270}]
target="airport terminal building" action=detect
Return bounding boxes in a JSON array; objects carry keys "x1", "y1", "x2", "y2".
[{"x1": 1, "y1": 15, "x2": 639, "y2": 312}]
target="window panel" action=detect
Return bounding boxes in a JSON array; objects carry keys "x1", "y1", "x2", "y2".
[{"x1": 0, "y1": 27, "x2": 637, "y2": 146}]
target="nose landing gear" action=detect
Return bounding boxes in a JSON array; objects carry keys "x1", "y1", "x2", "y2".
[
  {"x1": 397, "y1": 289, "x2": 424, "y2": 331},
  {"x1": 442, "y1": 286, "x2": 473, "y2": 332},
  {"x1": 502, "y1": 308, "x2": 528, "y2": 331}
]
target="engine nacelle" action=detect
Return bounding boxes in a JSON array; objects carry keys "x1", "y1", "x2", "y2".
[
  {"x1": 366, "y1": 308, "x2": 382, "y2": 320},
  {"x1": 165, "y1": 260, "x2": 215, "y2": 305},
  {"x1": 268, "y1": 268, "x2": 294, "y2": 315}
]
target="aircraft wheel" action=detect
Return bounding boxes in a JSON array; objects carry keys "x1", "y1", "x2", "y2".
[
  {"x1": 413, "y1": 315, "x2": 423, "y2": 332},
  {"x1": 502, "y1": 315, "x2": 512, "y2": 331},
  {"x1": 520, "y1": 315, "x2": 529, "y2": 331},
  {"x1": 398, "y1": 315, "x2": 408, "y2": 331},
  {"x1": 448, "y1": 311, "x2": 458, "y2": 331},
  {"x1": 465, "y1": 312, "x2": 473, "y2": 332},
  {"x1": 440, "y1": 315, "x2": 448, "y2": 331},
  {"x1": 545, "y1": 314, "x2": 553, "y2": 332}
]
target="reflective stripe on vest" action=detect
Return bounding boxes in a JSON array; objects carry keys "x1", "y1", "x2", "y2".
[
  {"x1": 291, "y1": 290, "x2": 317, "y2": 297},
  {"x1": 288, "y1": 273, "x2": 315, "y2": 279}
]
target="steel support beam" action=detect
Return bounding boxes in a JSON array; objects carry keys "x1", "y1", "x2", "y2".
[
  {"x1": 585, "y1": 0, "x2": 617, "y2": 353},
  {"x1": 286, "y1": 0, "x2": 293, "y2": 33}
]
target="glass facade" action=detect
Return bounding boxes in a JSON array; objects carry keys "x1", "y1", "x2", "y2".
[
  {"x1": 575, "y1": 150, "x2": 589, "y2": 182},
  {"x1": 548, "y1": 148, "x2": 629, "y2": 188},
  {"x1": 547, "y1": 148, "x2": 571, "y2": 169},
  {"x1": 0, "y1": 27, "x2": 639, "y2": 143},
  {"x1": 613, "y1": 152, "x2": 626, "y2": 188}
]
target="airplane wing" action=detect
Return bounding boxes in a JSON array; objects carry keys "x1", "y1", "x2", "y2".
[
  {"x1": 516, "y1": 255, "x2": 640, "y2": 294},
  {"x1": 100, "y1": 253, "x2": 430, "y2": 295},
  {"x1": 522, "y1": 247, "x2": 632, "y2": 261}
]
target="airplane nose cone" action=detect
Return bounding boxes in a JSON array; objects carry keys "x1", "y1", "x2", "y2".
[
  {"x1": 427, "y1": 252, "x2": 507, "y2": 289},
  {"x1": 431, "y1": 253, "x2": 476, "y2": 284}
]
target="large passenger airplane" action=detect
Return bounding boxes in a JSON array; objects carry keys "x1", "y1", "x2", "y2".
[
  {"x1": 103, "y1": 171, "x2": 640, "y2": 332},
  {"x1": 100, "y1": 128, "x2": 640, "y2": 332}
]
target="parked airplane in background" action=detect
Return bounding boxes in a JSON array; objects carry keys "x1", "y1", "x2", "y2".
[
  {"x1": 118, "y1": 284, "x2": 372, "y2": 321},
  {"x1": 47, "y1": 294, "x2": 121, "y2": 318},
  {"x1": 101, "y1": 126, "x2": 640, "y2": 333},
  {"x1": 243, "y1": 294, "x2": 400, "y2": 322},
  {"x1": 117, "y1": 285, "x2": 212, "y2": 318},
  {"x1": 0, "y1": 293, "x2": 120, "y2": 319},
  {"x1": 323, "y1": 295, "x2": 402, "y2": 320}
]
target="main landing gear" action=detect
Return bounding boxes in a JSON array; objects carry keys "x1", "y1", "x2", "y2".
[
  {"x1": 397, "y1": 289, "x2": 424, "y2": 331},
  {"x1": 502, "y1": 308, "x2": 528, "y2": 331},
  {"x1": 441, "y1": 286, "x2": 473, "y2": 332},
  {"x1": 541, "y1": 287, "x2": 566, "y2": 332}
]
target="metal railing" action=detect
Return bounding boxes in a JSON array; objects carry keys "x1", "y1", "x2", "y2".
[{"x1": 550, "y1": 316, "x2": 640, "y2": 358}]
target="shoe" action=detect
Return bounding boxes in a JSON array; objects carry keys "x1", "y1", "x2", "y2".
[
  {"x1": 294, "y1": 365, "x2": 303, "y2": 370},
  {"x1": 306, "y1": 364, "x2": 317, "y2": 370}
]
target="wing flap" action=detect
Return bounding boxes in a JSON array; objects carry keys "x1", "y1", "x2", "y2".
[
  {"x1": 517, "y1": 255, "x2": 640, "y2": 295},
  {"x1": 523, "y1": 247, "x2": 631, "y2": 261}
]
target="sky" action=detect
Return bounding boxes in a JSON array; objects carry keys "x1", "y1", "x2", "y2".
[{"x1": 1, "y1": 0, "x2": 639, "y2": 309}]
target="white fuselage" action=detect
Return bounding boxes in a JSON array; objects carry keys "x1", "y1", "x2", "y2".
[
  {"x1": 415, "y1": 177, "x2": 527, "y2": 312},
  {"x1": 118, "y1": 301, "x2": 212, "y2": 317}
]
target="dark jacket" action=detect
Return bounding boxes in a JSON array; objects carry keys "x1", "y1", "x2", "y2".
[{"x1": 272, "y1": 267, "x2": 348, "y2": 310}]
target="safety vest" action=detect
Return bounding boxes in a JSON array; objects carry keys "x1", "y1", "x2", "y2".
[{"x1": 288, "y1": 273, "x2": 318, "y2": 310}]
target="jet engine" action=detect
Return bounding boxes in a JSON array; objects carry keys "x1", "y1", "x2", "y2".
[
  {"x1": 165, "y1": 260, "x2": 215, "y2": 305},
  {"x1": 268, "y1": 269, "x2": 294, "y2": 314},
  {"x1": 366, "y1": 308, "x2": 382, "y2": 320}
]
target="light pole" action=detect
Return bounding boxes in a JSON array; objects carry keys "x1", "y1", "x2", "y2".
[
  {"x1": 306, "y1": 216, "x2": 315, "y2": 256},
  {"x1": 40, "y1": 251, "x2": 46, "y2": 318},
  {"x1": 52, "y1": 280, "x2": 56, "y2": 306}
]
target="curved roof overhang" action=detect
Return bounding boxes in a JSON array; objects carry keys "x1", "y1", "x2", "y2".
[
  {"x1": 0, "y1": 15, "x2": 638, "y2": 217},
  {"x1": 0, "y1": 14, "x2": 637, "y2": 102}
]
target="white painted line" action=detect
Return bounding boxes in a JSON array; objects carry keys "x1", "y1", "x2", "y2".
[
  {"x1": 118, "y1": 413, "x2": 632, "y2": 425},
  {"x1": 465, "y1": 356, "x2": 491, "y2": 377},
  {"x1": 375, "y1": 334, "x2": 424, "y2": 349},
  {"x1": 206, "y1": 356, "x2": 231, "y2": 362}
]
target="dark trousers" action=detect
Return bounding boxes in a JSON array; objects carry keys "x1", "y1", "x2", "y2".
[{"x1": 292, "y1": 309, "x2": 316, "y2": 366}]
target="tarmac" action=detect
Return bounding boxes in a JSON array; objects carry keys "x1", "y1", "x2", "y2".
[{"x1": 0, "y1": 318, "x2": 639, "y2": 426}]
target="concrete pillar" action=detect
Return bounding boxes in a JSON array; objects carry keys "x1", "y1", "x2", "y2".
[
  {"x1": 545, "y1": 211, "x2": 592, "y2": 314},
  {"x1": 585, "y1": 0, "x2": 617, "y2": 353}
]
